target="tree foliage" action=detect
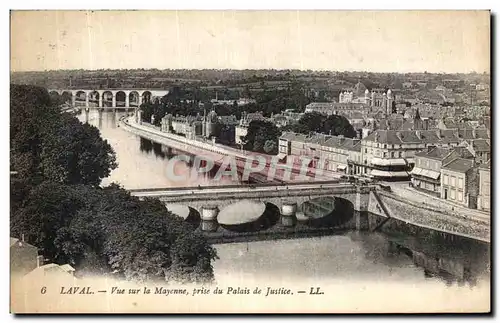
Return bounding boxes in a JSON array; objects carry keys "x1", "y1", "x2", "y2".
[
  {"x1": 242, "y1": 120, "x2": 280, "y2": 154},
  {"x1": 11, "y1": 183, "x2": 217, "y2": 283},
  {"x1": 287, "y1": 112, "x2": 357, "y2": 138},
  {"x1": 10, "y1": 84, "x2": 217, "y2": 284},
  {"x1": 10, "y1": 84, "x2": 117, "y2": 186}
]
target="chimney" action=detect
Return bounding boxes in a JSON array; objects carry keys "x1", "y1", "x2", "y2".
[{"x1": 36, "y1": 255, "x2": 44, "y2": 268}]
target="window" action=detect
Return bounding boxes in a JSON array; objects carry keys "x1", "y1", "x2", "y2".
[
  {"x1": 458, "y1": 192, "x2": 463, "y2": 202},
  {"x1": 444, "y1": 175, "x2": 448, "y2": 185},
  {"x1": 399, "y1": 151, "x2": 403, "y2": 158},
  {"x1": 383, "y1": 152, "x2": 387, "y2": 158},
  {"x1": 458, "y1": 178, "x2": 463, "y2": 189},
  {"x1": 450, "y1": 176, "x2": 456, "y2": 186},
  {"x1": 365, "y1": 148, "x2": 367, "y2": 153},
  {"x1": 391, "y1": 151, "x2": 395, "y2": 158},
  {"x1": 450, "y1": 189, "x2": 456, "y2": 200}
]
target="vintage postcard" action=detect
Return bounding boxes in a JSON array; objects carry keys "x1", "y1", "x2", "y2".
[{"x1": 9, "y1": 10, "x2": 491, "y2": 314}]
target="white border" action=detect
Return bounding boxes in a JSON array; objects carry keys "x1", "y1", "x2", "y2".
[{"x1": 2, "y1": 1, "x2": 498, "y2": 321}]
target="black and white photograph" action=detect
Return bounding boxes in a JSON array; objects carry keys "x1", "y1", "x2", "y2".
[{"x1": 8, "y1": 9, "x2": 491, "y2": 313}]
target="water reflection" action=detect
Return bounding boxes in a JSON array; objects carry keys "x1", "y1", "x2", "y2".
[
  {"x1": 214, "y1": 232, "x2": 490, "y2": 287},
  {"x1": 78, "y1": 109, "x2": 239, "y2": 189}
]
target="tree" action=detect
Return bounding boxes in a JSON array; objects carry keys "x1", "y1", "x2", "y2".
[
  {"x1": 10, "y1": 84, "x2": 217, "y2": 284},
  {"x1": 290, "y1": 112, "x2": 357, "y2": 138},
  {"x1": 10, "y1": 182, "x2": 86, "y2": 261},
  {"x1": 40, "y1": 114, "x2": 117, "y2": 186},
  {"x1": 10, "y1": 84, "x2": 60, "y2": 181},
  {"x1": 242, "y1": 120, "x2": 280, "y2": 153},
  {"x1": 11, "y1": 182, "x2": 218, "y2": 284},
  {"x1": 320, "y1": 114, "x2": 357, "y2": 138},
  {"x1": 10, "y1": 85, "x2": 117, "y2": 186},
  {"x1": 263, "y1": 140, "x2": 278, "y2": 154}
]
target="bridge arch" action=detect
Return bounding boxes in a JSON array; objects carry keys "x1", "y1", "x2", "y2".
[
  {"x1": 61, "y1": 91, "x2": 73, "y2": 105},
  {"x1": 89, "y1": 91, "x2": 100, "y2": 107},
  {"x1": 102, "y1": 91, "x2": 113, "y2": 107},
  {"x1": 129, "y1": 91, "x2": 140, "y2": 107},
  {"x1": 328, "y1": 197, "x2": 355, "y2": 227},
  {"x1": 142, "y1": 91, "x2": 152, "y2": 105},
  {"x1": 115, "y1": 91, "x2": 126, "y2": 107},
  {"x1": 74, "y1": 91, "x2": 87, "y2": 106},
  {"x1": 49, "y1": 91, "x2": 61, "y2": 105}
]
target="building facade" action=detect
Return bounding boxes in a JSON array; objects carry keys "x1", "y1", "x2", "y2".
[
  {"x1": 477, "y1": 161, "x2": 490, "y2": 212},
  {"x1": 410, "y1": 147, "x2": 473, "y2": 196},
  {"x1": 440, "y1": 158, "x2": 479, "y2": 208},
  {"x1": 279, "y1": 128, "x2": 489, "y2": 182}
]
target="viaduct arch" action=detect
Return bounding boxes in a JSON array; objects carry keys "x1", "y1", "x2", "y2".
[{"x1": 47, "y1": 88, "x2": 169, "y2": 108}]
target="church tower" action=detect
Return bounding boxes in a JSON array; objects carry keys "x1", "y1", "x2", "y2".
[
  {"x1": 202, "y1": 108, "x2": 207, "y2": 137},
  {"x1": 413, "y1": 107, "x2": 424, "y2": 130},
  {"x1": 386, "y1": 89, "x2": 394, "y2": 114}
]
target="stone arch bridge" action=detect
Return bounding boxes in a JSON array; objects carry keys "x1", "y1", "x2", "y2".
[
  {"x1": 130, "y1": 183, "x2": 373, "y2": 231},
  {"x1": 129, "y1": 182, "x2": 490, "y2": 243},
  {"x1": 48, "y1": 88, "x2": 169, "y2": 108}
]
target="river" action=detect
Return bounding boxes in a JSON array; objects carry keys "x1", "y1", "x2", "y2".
[{"x1": 80, "y1": 110, "x2": 490, "y2": 294}]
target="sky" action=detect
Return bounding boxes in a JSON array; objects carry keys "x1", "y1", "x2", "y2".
[{"x1": 10, "y1": 10, "x2": 490, "y2": 73}]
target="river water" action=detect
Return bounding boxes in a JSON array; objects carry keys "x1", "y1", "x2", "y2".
[{"x1": 80, "y1": 110, "x2": 490, "y2": 297}]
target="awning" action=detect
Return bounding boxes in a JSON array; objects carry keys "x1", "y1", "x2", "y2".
[
  {"x1": 337, "y1": 165, "x2": 347, "y2": 170},
  {"x1": 370, "y1": 158, "x2": 407, "y2": 166},
  {"x1": 411, "y1": 167, "x2": 440, "y2": 180},
  {"x1": 411, "y1": 167, "x2": 424, "y2": 175},
  {"x1": 276, "y1": 153, "x2": 287, "y2": 160},
  {"x1": 370, "y1": 170, "x2": 409, "y2": 178},
  {"x1": 421, "y1": 169, "x2": 441, "y2": 180}
]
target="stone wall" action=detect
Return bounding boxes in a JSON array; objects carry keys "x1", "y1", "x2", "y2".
[{"x1": 373, "y1": 190, "x2": 490, "y2": 242}]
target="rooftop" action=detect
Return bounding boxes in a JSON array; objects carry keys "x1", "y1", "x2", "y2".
[
  {"x1": 415, "y1": 147, "x2": 453, "y2": 160},
  {"x1": 442, "y1": 158, "x2": 475, "y2": 173},
  {"x1": 470, "y1": 139, "x2": 490, "y2": 152}
]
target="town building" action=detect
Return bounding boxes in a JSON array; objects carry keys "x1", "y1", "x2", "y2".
[
  {"x1": 477, "y1": 161, "x2": 491, "y2": 212},
  {"x1": 10, "y1": 237, "x2": 39, "y2": 276},
  {"x1": 338, "y1": 82, "x2": 395, "y2": 112},
  {"x1": 278, "y1": 132, "x2": 360, "y2": 173},
  {"x1": 440, "y1": 158, "x2": 479, "y2": 208},
  {"x1": 410, "y1": 147, "x2": 474, "y2": 196},
  {"x1": 461, "y1": 139, "x2": 491, "y2": 164},
  {"x1": 235, "y1": 111, "x2": 266, "y2": 145},
  {"x1": 304, "y1": 102, "x2": 371, "y2": 116},
  {"x1": 161, "y1": 109, "x2": 222, "y2": 140},
  {"x1": 278, "y1": 125, "x2": 490, "y2": 182}
]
